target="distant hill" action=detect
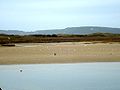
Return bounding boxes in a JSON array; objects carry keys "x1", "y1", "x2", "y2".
[
  {"x1": 0, "y1": 30, "x2": 25, "y2": 35},
  {"x1": 0, "y1": 26, "x2": 120, "y2": 35}
]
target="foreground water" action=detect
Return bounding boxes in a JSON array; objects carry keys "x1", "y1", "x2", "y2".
[{"x1": 0, "y1": 63, "x2": 120, "y2": 90}]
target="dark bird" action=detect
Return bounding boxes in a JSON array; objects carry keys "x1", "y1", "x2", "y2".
[
  {"x1": 54, "y1": 53, "x2": 56, "y2": 56},
  {"x1": 20, "y1": 70, "x2": 23, "y2": 72}
]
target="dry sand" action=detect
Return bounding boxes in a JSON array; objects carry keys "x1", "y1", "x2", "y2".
[{"x1": 0, "y1": 42, "x2": 120, "y2": 64}]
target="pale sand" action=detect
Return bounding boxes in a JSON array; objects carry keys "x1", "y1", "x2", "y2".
[{"x1": 0, "y1": 42, "x2": 120, "y2": 64}]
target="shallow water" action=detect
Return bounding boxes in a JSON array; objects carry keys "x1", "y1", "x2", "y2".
[{"x1": 0, "y1": 62, "x2": 120, "y2": 90}]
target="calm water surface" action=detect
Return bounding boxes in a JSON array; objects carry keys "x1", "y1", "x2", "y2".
[{"x1": 0, "y1": 62, "x2": 120, "y2": 90}]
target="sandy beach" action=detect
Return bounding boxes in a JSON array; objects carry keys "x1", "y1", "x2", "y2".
[{"x1": 0, "y1": 42, "x2": 120, "y2": 64}]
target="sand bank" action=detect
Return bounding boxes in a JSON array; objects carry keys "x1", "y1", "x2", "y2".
[{"x1": 0, "y1": 42, "x2": 120, "y2": 64}]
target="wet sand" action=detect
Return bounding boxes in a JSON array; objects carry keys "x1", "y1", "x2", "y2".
[{"x1": 0, "y1": 42, "x2": 120, "y2": 64}]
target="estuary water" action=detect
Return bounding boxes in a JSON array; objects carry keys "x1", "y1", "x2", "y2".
[{"x1": 0, "y1": 62, "x2": 120, "y2": 90}]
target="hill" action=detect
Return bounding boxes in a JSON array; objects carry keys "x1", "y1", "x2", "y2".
[{"x1": 0, "y1": 26, "x2": 120, "y2": 35}]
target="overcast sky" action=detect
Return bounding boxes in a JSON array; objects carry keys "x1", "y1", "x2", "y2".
[{"x1": 0, "y1": 0, "x2": 120, "y2": 31}]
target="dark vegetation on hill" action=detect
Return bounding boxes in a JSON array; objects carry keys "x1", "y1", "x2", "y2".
[{"x1": 0, "y1": 33, "x2": 120, "y2": 44}]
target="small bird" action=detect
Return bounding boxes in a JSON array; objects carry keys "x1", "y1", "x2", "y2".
[
  {"x1": 54, "y1": 53, "x2": 56, "y2": 56},
  {"x1": 20, "y1": 70, "x2": 23, "y2": 72}
]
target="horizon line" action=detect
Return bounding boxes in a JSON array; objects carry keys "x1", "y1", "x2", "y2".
[{"x1": 0, "y1": 26, "x2": 120, "y2": 32}]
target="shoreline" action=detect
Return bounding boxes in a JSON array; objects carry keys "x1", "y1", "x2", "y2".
[
  {"x1": 0, "y1": 42, "x2": 120, "y2": 65},
  {"x1": 0, "y1": 61, "x2": 120, "y2": 65}
]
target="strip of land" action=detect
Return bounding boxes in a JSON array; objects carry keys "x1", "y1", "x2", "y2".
[{"x1": 0, "y1": 42, "x2": 120, "y2": 64}]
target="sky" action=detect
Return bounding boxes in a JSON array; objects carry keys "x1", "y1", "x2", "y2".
[{"x1": 0, "y1": 0, "x2": 120, "y2": 31}]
